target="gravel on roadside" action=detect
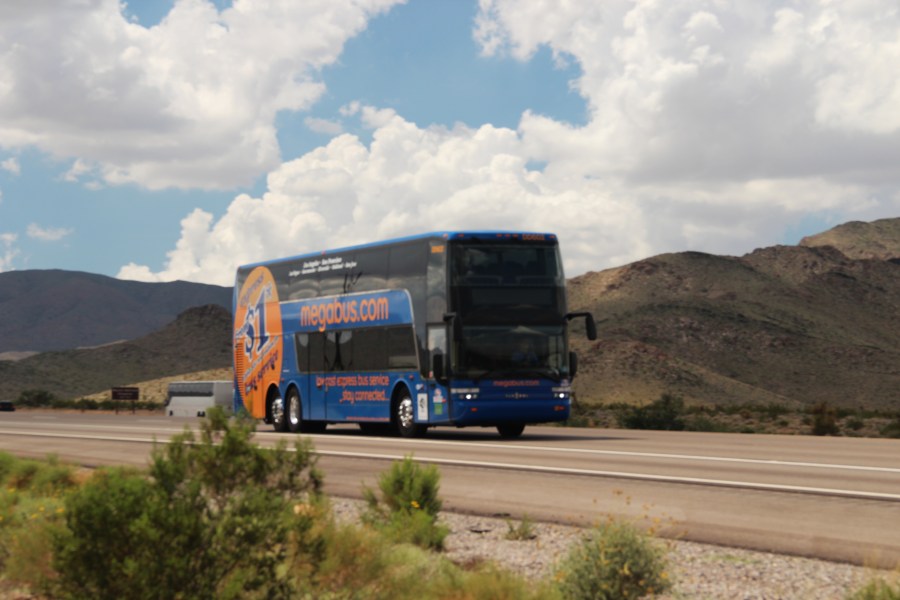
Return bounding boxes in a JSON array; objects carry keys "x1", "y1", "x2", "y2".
[{"x1": 330, "y1": 497, "x2": 892, "y2": 599}]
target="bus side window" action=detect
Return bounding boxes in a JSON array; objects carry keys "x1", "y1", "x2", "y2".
[
  {"x1": 295, "y1": 333, "x2": 309, "y2": 373},
  {"x1": 387, "y1": 327, "x2": 418, "y2": 369},
  {"x1": 308, "y1": 333, "x2": 325, "y2": 373}
]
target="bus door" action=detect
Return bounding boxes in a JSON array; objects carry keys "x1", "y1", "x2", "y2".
[
  {"x1": 323, "y1": 330, "x2": 350, "y2": 421},
  {"x1": 427, "y1": 325, "x2": 451, "y2": 423},
  {"x1": 295, "y1": 332, "x2": 328, "y2": 421}
]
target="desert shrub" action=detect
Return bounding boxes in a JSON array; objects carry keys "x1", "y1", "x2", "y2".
[
  {"x1": 1, "y1": 495, "x2": 68, "y2": 591},
  {"x1": 845, "y1": 417, "x2": 865, "y2": 431},
  {"x1": 880, "y1": 417, "x2": 900, "y2": 439},
  {"x1": 363, "y1": 455, "x2": 448, "y2": 551},
  {"x1": 683, "y1": 414, "x2": 733, "y2": 432},
  {"x1": 555, "y1": 519, "x2": 671, "y2": 600},
  {"x1": 297, "y1": 519, "x2": 553, "y2": 600},
  {"x1": 28, "y1": 455, "x2": 76, "y2": 496},
  {"x1": 810, "y1": 401, "x2": 840, "y2": 436},
  {"x1": 15, "y1": 389, "x2": 57, "y2": 408},
  {"x1": 52, "y1": 407, "x2": 322, "y2": 599},
  {"x1": 506, "y1": 514, "x2": 537, "y2": 541},
  {"x1": 1, "y1": 455, "x2": 75, "y2": 496},
  {"x1": 761, "y1": 402, "x2": 790, "y2": 420},
  {"x1": 0, "y1": 455, "x2": 73, "y2": 591},
  {"x1": 619, "y1": 393, "x2": 686, "y2": 431},
  {"x1": 848, "y1": 578, "x2": 900, "y2": 600}
]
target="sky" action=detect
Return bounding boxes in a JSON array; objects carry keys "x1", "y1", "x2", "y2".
[{"x1": 1, "y1": 0, "x2": 899, "y2": 287}]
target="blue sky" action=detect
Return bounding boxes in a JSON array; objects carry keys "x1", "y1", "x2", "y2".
[{"x1": 1, "y1": 0, "x2": 898, "y2": 285}]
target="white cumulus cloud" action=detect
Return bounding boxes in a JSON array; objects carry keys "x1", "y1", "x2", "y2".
[
  {"x1": 0, "y1": 0, "x2": 403, "y2": 190},
  {"x1": 121, "y1": 0, "x2": 900, "y2": 284},
  {"x1": 26, "y1": 223, "x2": 74, "y2": 242},
  {"x1": 0, "y1": 233, "x2": 18, "y2": 272},
  {"x1": 1, "y1": 157, "x2": 20, "y2": 175}
]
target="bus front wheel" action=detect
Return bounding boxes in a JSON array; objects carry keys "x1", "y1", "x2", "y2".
[
  {"x1": 497, "y1": 423, "x2": 525, "y2": 439},
  {"x1": 286, "y1": 388, "x2": 303, "y2": 434},
  {"x1": 270, "y1": 389, "x2": 288, "y2": 433},
  {"x1": 395, "y1": 391, "x2": 426, "y2": 438}
]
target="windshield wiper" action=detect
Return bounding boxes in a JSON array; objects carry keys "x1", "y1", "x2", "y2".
[
  {"x1": 469, "y1": 367, "x2": 560, "y2": 382},
  {"x1": 513, "y1": 368, "x2": 562, "y2": 382}
]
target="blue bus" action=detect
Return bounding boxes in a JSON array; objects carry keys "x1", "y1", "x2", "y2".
[{"x1": 232, "y1": 231, "x2": 596, "y2": 438}]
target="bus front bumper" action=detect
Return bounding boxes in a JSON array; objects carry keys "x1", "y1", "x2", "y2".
[{"x1": 448, "y1": 395, "x2": 570, "y2": 426}]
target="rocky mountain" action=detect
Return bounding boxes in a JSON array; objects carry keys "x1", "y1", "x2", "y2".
[
  {"x1": 800, "y1": 217, "x2": 900, "y2": 261},
  {"x1": 2, "y1": 218, "x2": 898, "y2": 411},
  {"x1": 0, "y1": 270, "x2": 232, "y2": 354},
  {"x1": 0, "y1": 304, "x2": 232, "y2": 402},
  {"x1": 568, "y1": 218, "x2": 900, "y2": 410}
]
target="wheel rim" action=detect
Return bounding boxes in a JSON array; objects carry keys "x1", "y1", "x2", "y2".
[
  {"x1": 398, "y1": 396, "x2": 414, "y2": 430},
  {"x1": 289, "y1": 393, "x2": 301, "y2": 427},
  {"x1": 271, "y1": 394, "x2": 284, "y2": 426}
]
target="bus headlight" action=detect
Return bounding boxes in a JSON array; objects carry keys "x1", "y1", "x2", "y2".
[{"x1": 552, "y1": 387, "x2": 571, "y2": 401}]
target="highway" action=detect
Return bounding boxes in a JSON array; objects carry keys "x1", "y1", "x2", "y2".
[{"x1": 1, "y1": 411, "x2": 898, "y2": 568}]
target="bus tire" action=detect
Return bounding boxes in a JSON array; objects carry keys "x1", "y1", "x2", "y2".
[
  {"x1": 286, "y1": 388, "x2": 303, "y2": 434},
  {"x1": 497, "y1": 423, "x2": 525, "y2": 438},
  {"x1": 394, "y1": 389, "x2": 426, "y2": 438},
  {"x1": 270, "y1": 388, "x2": 288, "y2": 433}
]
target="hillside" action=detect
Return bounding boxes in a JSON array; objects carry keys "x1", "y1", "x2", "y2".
[
  {"x1": 568, "y1": 230, "x2": 900, "y2": 410},
  {"x1": 2, "y1": 218, "x2": 898, "y2": 411},
  {"x1": 0, "y1": 270, "x2": 231, "y2": 353},
  {"x1": 0, "y1": 304, "x2": 232, "y2": 402},
  {"x1": 800, "y1": 217, "x2": 900, "y2": 260}
]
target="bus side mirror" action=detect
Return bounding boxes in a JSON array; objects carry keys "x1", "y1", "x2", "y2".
[
  {"x1": 565, "y1": 311, "x2": 598, "y2": 341},
  {"x1": 569, "y1": 351, "x2": 578, "y2": 378}
]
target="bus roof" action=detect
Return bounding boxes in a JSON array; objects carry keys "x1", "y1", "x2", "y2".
[{"x1": 237, "y1": 230, "x2": 558, "y2": 272}]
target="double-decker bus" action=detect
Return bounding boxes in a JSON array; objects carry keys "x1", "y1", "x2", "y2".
[{"x1": 232, "y1": 231, "x2": 596, "y2": 438}]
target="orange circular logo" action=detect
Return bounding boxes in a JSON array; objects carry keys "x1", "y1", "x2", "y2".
[{"x1": 233, "y1": 266, "x2": 283, "y2": 417}]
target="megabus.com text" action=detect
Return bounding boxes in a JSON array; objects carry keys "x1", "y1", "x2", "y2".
[{"x1": 300, "y1": 296, "x2": 390, "y2": 332}]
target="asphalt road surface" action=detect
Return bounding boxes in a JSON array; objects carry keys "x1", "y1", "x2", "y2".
[{"x1": 1, "y1": 411, "x2": 898, "y2": 568}]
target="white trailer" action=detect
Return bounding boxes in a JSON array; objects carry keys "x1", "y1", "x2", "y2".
[{"x1": 166, "y1": 381, "x2": 232, "y2": 417}]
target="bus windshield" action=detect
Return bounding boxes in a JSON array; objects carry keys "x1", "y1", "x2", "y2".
[
  {"x1": 456, "y1": 324, "x2": 569, "y2": 381},
  {"x1": 449, "y1": 241, "x2": 569, "y2": 380}
]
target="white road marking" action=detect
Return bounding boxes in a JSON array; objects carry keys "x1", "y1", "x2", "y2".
[
  {"x1": 5, "y1": 429, "x2": 895, "y2": 502},
  {"x1": 292, "y1": 433, "x2": 900, "y2": 474}
]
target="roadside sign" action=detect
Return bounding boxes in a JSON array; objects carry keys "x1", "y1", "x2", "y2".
[
  {"x1": 111, "y1": 386, "x2": 139, "y2": 414},
  {"x1": 111, "y1": 387, "x2": 139, "y2": 401}
]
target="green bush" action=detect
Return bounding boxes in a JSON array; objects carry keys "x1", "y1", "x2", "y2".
[
  {"x1": 811, "y1": 401, "x2": 840, "y2": 436},
  {"x1": 505, "y1": 515, "x2": 537, "y2": 541},
  {"x1": 619, "y1": 393, "x2": 686, "y2": 431},
  {"x1": 881, "y1": 417, "x2": 900, "y2": 439},
  {"x1": 16, "y1": 389, "x2": 57, "y2": 408},
  {"x1": 848, "y1": 578, "x2": 900, "y2": 600},
  {"x1": 52, "y1": 407, "x2": 322, "y2": 599},
  {"x1": 1, "y1": 454, "x2": 76, "y2": 496},
  {"x1": 555, "y1": 519, "x2": 671, "y2": 600},
  {"x1": 298, "y1": 519, "x2": 554, "y2": 600},
  {"x1": 363, "y1": 455, "x2": 448, "y2": 551},
  {"x1": 0, "y1": 454, "x2": 75, "y2": 591}
]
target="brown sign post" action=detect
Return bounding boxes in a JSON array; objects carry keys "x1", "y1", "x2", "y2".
[{"x1": 111, "y1": 386, "x2": 139, "y2": 414}]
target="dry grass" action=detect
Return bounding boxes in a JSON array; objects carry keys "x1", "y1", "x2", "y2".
[{"x1": 79, "y1": 367, "x2": 233, "y2": 405}]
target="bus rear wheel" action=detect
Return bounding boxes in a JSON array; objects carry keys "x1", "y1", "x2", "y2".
[
  {"x1": 395, "y1": 391, "x2": 426, "y2": 438},
  {"x1": 497, "y1": 423, "x2": 525, "y2": 439}
]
